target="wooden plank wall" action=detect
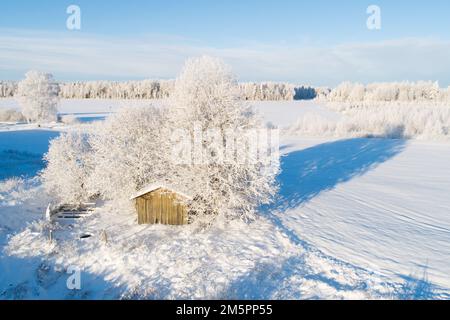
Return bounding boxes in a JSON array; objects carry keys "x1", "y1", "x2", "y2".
[{"x1": 135, "y1": 188, "x2": 188, "y2": 225}]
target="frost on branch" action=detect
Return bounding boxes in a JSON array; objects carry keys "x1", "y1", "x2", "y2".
[{"x1": 16, "y1": 70, "x2": 60, "y2": 123}]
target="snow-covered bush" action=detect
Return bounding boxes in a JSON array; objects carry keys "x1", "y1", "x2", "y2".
[
  {"x1": 328, "y1": 81, "x2": 448, "y2": 103},
  {"x1": 16, "y1": 71, "x2": 60, "y2": 123},
  {"x1": 0, "y1": 177, "x2": 25, "y2": 198},
  {"x1": 167, "y1": 56, "x2": 279, "y2": 221},
  {"x1": 287, "y1": 103, "x2": 450, "y2": 141},
  {"x1": 41, "y1": 132, "x2": 92, "y2": 205},
  {"x1": 59, "y1": 114, "x2": 80, "y2": 124},
  {"x1": 0, "y1": 109, "x2": 25, "y2": 122}
]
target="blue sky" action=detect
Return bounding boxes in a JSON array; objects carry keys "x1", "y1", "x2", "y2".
[{"x1": 1, "y1": 0, "x2": 450, "y2": 86}]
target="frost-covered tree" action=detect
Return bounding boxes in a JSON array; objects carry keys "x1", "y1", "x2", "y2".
[
  {"x1": 42, "y1": 57, "x2": 279, "y2": 222},
  {"x1": 329, "y1": 81, "x2": 448, "y2": 103},
  {"x1": 239, "y1": 82, "x2": 296, "y2": 100},
  {"x1": 41, "y1": 132, "x2": 92, "y2": 205},
  {"x1": 87, "y1": 105, "x2": 172, "y2": 204},
  {"x1": 59, "y1": 80, "x2": 174, "y2": 100},
  {"x1": 348, "y1": 83, "x2": 366, "y2": 102},
  {"x1": 315, "y1": 87, "x2": 332, "y2": 100},
  {"x1": 167, "y1": 56, "x2": 279, "y2": 222},
  {"x1": 0, "y1": 81, "x2": 17, "y2": 98},
  {"x1": 16, "y1": 71, "x2": 60, "y2": 123}
]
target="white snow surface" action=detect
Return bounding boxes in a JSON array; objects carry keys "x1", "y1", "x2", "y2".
[
  {"x1": 1, "y1": 99, "x2": 450, "y2": 299},
  {"x1": 0, "y1": 98, "x2": 333, "y2": 130}
]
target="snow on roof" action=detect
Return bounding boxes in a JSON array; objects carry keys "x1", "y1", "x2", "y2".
[{"x1": 130, "y1": 183, "x2": 193, "y2": 200}]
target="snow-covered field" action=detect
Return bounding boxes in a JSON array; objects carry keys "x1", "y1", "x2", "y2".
[{"x1": 1, "y1": 98, "x2": 449, "y2": 299}]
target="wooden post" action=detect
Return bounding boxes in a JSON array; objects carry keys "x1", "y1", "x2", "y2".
[{"x1": 101, "y1": 230, "x2": 108, "y2": 244}]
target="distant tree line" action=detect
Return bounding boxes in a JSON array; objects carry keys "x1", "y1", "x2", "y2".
[
  {"x1": 328, "y1": 81, "x2": 450, "y2": 103},
  {"x1": 0, "y1": 80, "x2": 322, "y2": 101},
  {"x1": 59, "y1": 80, "x2": 174, "y2": 99},
  {"x1": 3, "y1": 79, "x2": 450, "y2": 102}
]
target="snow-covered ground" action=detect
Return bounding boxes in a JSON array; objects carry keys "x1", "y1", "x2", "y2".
[
  {"x1": 1, "y1": 99, "x2": 449, "y2": 299},
  {"x1": 275, "y1": 137, "x2": 450, "y2": 294},
  {"x1": 0, "y1": 98, "x2": 330, "y2": 128}
]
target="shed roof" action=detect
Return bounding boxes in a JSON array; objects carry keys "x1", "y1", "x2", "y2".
[{"x1": 130, "y1": 183, "x2": 193, "y2": 200}]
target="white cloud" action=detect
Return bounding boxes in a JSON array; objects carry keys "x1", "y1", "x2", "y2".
[{"x1": 1, "y1": 29, "x2": 450, "y2": 86}]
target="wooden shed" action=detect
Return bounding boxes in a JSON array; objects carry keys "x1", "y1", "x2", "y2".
[{"x1": 130, "y1": 184, "x2": 190, "y2": 225}]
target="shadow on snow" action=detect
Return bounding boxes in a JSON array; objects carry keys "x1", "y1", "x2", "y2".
[
  {"x1": 270, "y1": 138, "x2": 407, "y2": 212},
  {"x1": 0, "y1": 130, "x2": 60, "y2": 180},
  {"x1": 229, "y1": 138, "x2": 446, "y2": 299},
  {"x1": 260, "y1": 138, "x2": 407, "y2": 251},
  {"x1": 224, "y1": 256, "x2": 446, "y2": 299},
  {"x1": 0, "y1": 254, "x2": 125, "y2": 300}
]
